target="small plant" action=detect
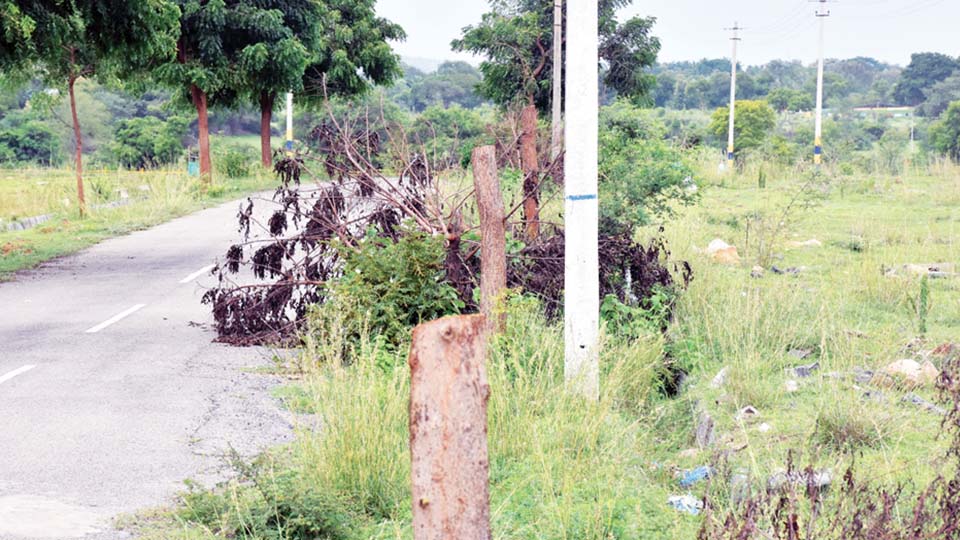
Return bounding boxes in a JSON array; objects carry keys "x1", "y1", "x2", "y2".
[
  {"x1": 600, "y1": 285, "x2": 678, "y2": 340},
  {"x1": 919, "y1": 274, "x2": 930, "y2": 335},
  {"x1": 216, "y1": 144, "x2": 254, "y2": 179},
  {"x1": 906, "y1": 274, "x2": 932, "y2": 336},
  {"x1": 813, "y1": 406, "x2": 889, "y2": 453}
]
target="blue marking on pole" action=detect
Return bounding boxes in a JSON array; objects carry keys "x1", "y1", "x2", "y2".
[
  {"x1": 566, "y1": 193, "x2": 598, "y2": 201},
  {"x1": 814, "y1": 145, "x2": 822, "y2": 155},
  {"x1": 285, "y1": 140, "x2": 294, "y2": 151},
  {"x1": 727, "y1": 152, "x2": 735, "y2": 160}
]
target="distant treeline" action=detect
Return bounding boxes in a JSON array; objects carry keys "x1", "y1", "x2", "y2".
[{"x1": 650, "y1": 52, "x2": 960, "y2": 116}]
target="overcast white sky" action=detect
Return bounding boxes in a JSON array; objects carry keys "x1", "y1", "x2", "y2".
[{"x1": 376, "y1": 0, "x2": 960, "y2": 68}]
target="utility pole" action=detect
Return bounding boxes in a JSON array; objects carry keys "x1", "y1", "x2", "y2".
[
  {"x1": 813, "y1": 0, "x2": 830, "y2": 165},
  {"x1": 285, "y1": 91, "x2": 294, "y2": 156},
  {"x1": 563, "y1": 0, "x2": 599, "y2": 400},
  {"x1": 725, "y1": 22, "x2": 743, "y2": 170},
  {"x1": 550, "y1": 0, "x2": 563, "y2": 160}
]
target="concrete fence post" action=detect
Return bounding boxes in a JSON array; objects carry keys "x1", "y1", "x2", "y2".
[
  {"x1": 471, "y1": 145, "x2": 507, "y2": 335},
  {"x1": 409, "y1": 314, "x2": 492, "y2": 540}
]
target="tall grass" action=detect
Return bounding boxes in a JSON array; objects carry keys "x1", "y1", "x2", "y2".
[{"x1": 152, "y1": 297, "x2": 702, "y2": 540}]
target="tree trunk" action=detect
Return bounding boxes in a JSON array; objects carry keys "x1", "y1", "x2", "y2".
[
  {"x1": 520, "y1": 104, "x2": 540, "y2": 242},
  {"x1": 471, "y1": 146, "x2": 507, "y2": 335},
  {"x1": 409, "y1": 314, "x2": 491, "y2": 540},
  {"x1": 67, "y1": 76, "x2": 86, "y2": 218},
  {"x1": 190, "y1": 84, "x2": 212, "y2": 182},
  {"x1": 259, "y1": 91, "x2": 275, "y2": 168}
]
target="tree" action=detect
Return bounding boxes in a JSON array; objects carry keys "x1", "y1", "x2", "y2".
[
  {"x1": 405, "y1": 62, "x2": 485, "y2": 112},
  {"x1": 236, "y1": 0, "x2": 404, "y2": 167},
  {"x1": 453, "y1": 0, "x2": 660, "y2": 240},
  {"x1": 0, "y1": 0, "x2": 178, "y2": 215},
  {"x1": 106, "y1": 115, "x2": 189, "y2": 169},
  {"x1": 766, "y1": 88, "x2": 813, "y2": 112},
  {"x1": 930, "y1": 101, "x2": 960, "y2": 162},
  {"x1": 893, "y1": 52, "x2": 960, "y2": 106},
  {"x1": 918, "y1": 73, "x2": 960, "y2": 118},
  {"x1": 709, "y1": 100, "x2": 775, "y2": 157}
]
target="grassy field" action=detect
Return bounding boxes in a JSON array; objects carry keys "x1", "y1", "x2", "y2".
[
  {"x1": 128, "y1": 159, "x2": 960, "y2": 539},
  {"x1": 0, "y1": 166, "x2": 275, "y2": 279}
]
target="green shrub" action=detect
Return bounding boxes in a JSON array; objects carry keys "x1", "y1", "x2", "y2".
[
  {"x1": 216, "y1": 144, "x2": 255, "y2": 179},
  {"x1": 0, "y1": 109, "x2": 60, "y2": 165},
  {"x1": 106, "y1": 115, "x2": 188, "y2": 169},
  {"x1": 930, "y1": 101, "x2": 960, "y2": 161},
  {"x1": 599, "y1": 99, "x2": 699, "y2": 229},
  {"x1": 310, "y1": 230, "x2": 464, "y2": 358}
]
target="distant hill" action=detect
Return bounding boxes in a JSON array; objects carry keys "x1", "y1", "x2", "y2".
[{"x1": 402, "y1": 56, "x2": 445, "y2": 74}]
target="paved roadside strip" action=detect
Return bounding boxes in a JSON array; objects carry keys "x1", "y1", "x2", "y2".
[{"x1": 0, "y1": 194, "x2": 292, "y2": 540}]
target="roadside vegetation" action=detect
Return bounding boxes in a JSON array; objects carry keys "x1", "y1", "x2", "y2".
[{"x1": 5, "y1": 1, "x2": 960, "y2": 538}]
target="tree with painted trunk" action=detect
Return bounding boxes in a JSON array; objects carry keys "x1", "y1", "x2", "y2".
[
  {"x1": 0, "y1": 0, "x2": 179, "y2": 216},
  {"x1": 453, "y1": 0, "x2": 659, "y2": 242}
]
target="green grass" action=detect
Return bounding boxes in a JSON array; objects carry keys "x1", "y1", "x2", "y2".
[
  {"x1": 0, "y1": 166, "x2": 275, "y2": 279},
  {"x1": 129, "y1": 158, "x2": 960, "y2": 539}
]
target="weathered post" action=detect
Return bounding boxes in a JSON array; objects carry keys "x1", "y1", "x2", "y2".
[
  {"x1": 471, "y1": 146, "x2": 507, "y2": 334},
  {"x1": 409, "y1": 314, "x2": 491, "y2": 540}
]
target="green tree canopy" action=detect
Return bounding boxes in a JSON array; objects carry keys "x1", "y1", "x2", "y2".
[
  {"x1": 893, "y1": 52, "x2": 960, "y2": 106},
  {"x1": 930, "y1": 101, "x2": 960, "y2": 162},
  {"x1": 451, "y1": 0, "x2": 660, "y2": 113},
  {"x1": 709, "y1": 100, "x2": 776, "y2": 156},
  {"x1": 918, "y1": 73, "x2": 960, "y2": 118},
  {"x1": 766, "y1": 88, "x2": 814, "y2": 112}
]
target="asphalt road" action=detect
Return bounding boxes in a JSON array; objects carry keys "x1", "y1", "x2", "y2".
[{"x1": 0, "y1": 195, "x2": 294, "y2": 539}]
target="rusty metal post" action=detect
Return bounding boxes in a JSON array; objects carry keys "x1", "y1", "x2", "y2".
[
  {"x1": 471, "y1": 146, "x2": 507, "y2": 334},
  {"x1": 409, "y1": 314, "x2": 491, "y2": 540}
]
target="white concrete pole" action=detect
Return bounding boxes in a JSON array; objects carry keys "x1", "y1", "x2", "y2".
[
  {"x1": 550, "y1": 0, "x2": 563, "y2": 160},
  {"x1": 814, "y1": 2, "x2": 829, "y2": 165},
  {"x1": 726, "y1": 22, "x2": 741, "y2": 170},
  {"x1": 285, "y1": 91, "x2": 294, "y2": 156},
  {"x1": 563, "y1": 0, "x2": 599, "y2": 400}
]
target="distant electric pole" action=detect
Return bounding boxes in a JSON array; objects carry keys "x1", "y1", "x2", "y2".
[
  {"x1": 725, "y1": 22, "x2": 743, "y2": 170},
  {"x1": 285, "y1": 91, "x2": 294, "y2": 156},
  {"x1": 564, "y1": 0, "x2": 599, "y2": 401},
  {"x1": 550, "y1": 0, "x2": 563, "y2": 160},
  {"x1": 813, "y1": 0, "x2": 830, "y2": 165}
]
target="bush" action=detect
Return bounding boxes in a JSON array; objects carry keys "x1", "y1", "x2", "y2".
[
  {"x1": 216, "y1": 143, "x2": 255, "y2": 178},
  {"x1": 930, "y1": 101, "x2": 960, "y2": 161},
  {"x1": 599, "y1": 100, "x2": 699, "y2": 229},
  {"x1": 106, "y1": 115, "x2": 188, "y2": 169},
  {"x1": 708, "y1": 100, "x2": 776, "y2": 157},
  {"x1": 0, "y1": 109, "x2": 60, "y2": 165},
  {"x1": 311, "y1": 230, "x2": 464, "y2": 356}
]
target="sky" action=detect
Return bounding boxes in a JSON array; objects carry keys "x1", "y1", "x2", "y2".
[{"x1": 375, "y1": 0, "x2": 960, "y2": 68}]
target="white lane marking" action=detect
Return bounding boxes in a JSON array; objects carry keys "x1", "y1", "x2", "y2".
[
  {"x1": 0, "y1": 365, "x2": 36, "y2": 386},
  {"x1": 179, "y1": 264, "x2": 216, "y2": 284},
  {"x1": 84, "y1": 304, "x2": 146, "y2": 334}
]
